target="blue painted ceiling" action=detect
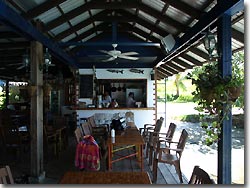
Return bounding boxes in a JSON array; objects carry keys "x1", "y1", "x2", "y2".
[{"x1": 0, "y1": 0, "x2": 244, "y2": 81}]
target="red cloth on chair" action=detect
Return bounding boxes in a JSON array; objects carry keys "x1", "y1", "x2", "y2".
[{"x1": 75, "y1": 135, "x2": 100, "y2": 171}]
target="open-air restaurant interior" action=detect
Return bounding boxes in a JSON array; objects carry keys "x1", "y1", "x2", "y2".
[{"x1": 0, "y1": 0, "x2": 245, "y2": 185}]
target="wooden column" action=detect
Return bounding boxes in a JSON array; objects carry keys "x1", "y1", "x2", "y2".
[{"x1": 30, "y1": 41, "x2": 44, "y2": 181}]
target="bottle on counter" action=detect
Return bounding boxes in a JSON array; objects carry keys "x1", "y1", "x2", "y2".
[{"x1": 111, "y1": 128, "x2": 115, "y2": 137}]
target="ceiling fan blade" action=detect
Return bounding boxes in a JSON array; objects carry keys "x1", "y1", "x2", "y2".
[
  {"x1": 102, "y1": 56, "x2": 116, "y2": 62},
  {"x1": 120, "y1": 52, "x2": 139, "y2": 56},
  {"x1": 17, "y1": 65, "x2": 25, "y2": 70},
  {"x1": 118, "y1": 55, "x2": 139, "y2": 60},
  {"x1": 99, "y1": 50, "x2": 110, "y2": 54},
  {"x1": 7, "y1": 63, "x2": 23, "y2": 66}
]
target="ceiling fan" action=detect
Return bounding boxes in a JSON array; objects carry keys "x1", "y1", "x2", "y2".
[
  {"x1": 99, "y1": 44, "x2": 139, "y2": 62},
  {"x1": 16, "y1": 53, "x2": 29, "y2": 70}
]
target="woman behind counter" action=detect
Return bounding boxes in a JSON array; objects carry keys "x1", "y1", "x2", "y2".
[
  {"x1": 102, "y1": 91, "x2": 112, "y2": 107},
  {"x1": 126, "y1": 92, "x2": 136, "y2": 107}
]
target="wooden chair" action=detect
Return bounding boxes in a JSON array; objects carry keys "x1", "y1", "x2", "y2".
[
  {"x1": 87, "y1": 116, "x2": 108, "y2": 135},
  {"x1": 74, "y1": 126, "x2": 83, "y2": 143},
  {"x1": 188, "y1": 165, "x2": 215, "y2": 184},
  {"x1": 1, "y1": 125, "x2": 22, "y2": 160},
  {"x1": 152, "y1": 129, "x2": 189, "y2": 183},
  {"x1": 148, "y1": 122, "x2": 177, "y2": 165},
  {"x1": 0, "y1": 165, "x2": 14, "y2": 184},
  {"x1": 81, "y1": 122, "x2": 92, "y2": 136},
  {"x1": 140, "y1": 117, "x2": 164, "y2": 158},
  {"x1": 53, "y1": 116, "x2": 68, "y2": 150},
  {"x1": 85, "y1": 118, "x2": 108, "y2": 170},
  {"x1": 43, "y1": 125, "x2": 59, "y2": 158}
]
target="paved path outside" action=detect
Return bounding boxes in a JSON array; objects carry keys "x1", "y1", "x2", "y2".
[{"x1": 158, "y1": 102, "x2": 244, "y2": 184}]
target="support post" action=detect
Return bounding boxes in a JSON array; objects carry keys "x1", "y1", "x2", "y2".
[
  {"x1": 30, "y1": 41, "x2": 45, "y2": 182},
  {"x1": 217, "y1": 13, "x2": 232, "y2": 184}
]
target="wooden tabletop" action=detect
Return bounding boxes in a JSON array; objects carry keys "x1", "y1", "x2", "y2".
[
  {"x1": 107, "y1": 127, "x2": 144, "y2": 146},
  {"x1": 59, "y1": 171, "x2": 152, "y2": 184}
]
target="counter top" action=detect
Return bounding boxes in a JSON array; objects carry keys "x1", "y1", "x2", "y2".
[{"x1": 72, "y1": 107, "x2": 155, "y2": 110}]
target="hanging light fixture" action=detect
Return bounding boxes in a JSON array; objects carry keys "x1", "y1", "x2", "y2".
[
  {"x1": 150, "y1": 69, "x2": 155, "y2": 80},
  {"x1": 44, "y1": 48, "x2": 52, "y2": 72},
  {"x1": 22, "y1": 53, "x2": 30, "y2": 72},
  {"x1": 203, "y1": 29, "x2": 217, "y2": 59},
  {"x1": 18, "y1": 49, "x2": 30, "y2": 72}
]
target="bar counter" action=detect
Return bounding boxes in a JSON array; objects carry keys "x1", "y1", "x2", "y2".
[
  {"x1": 74, "y1": 107, "x2": 155, "y2": 129},
  {"x1": 71, "y1": 107, "x2": 155, "y2": 110}
]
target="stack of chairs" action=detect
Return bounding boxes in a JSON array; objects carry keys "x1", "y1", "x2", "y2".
[{"x1": 74, "y1": 117, "x2": 108, "y2": 170}]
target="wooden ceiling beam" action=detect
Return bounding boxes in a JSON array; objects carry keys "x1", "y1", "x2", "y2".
[
  {"x1": 43, "y1": 1, "x2": 137, "y2": 31},
  {"x1": 0, "y1": 49, "x2": 26, "y2": 56},
  {"x1": 161, "y1": 64, "x2": 179, "y2": 74},
  {"x1": 43, "y1": 1, "x2": 96, "y2": 31},
  {"x1": 54, "y1": 10, "x2": 110, "y2": 41},
  {"x1": 160, "y1": 0, "x2": 203, "y2": 19},
  {"x1": 157, "y1": 67, "x2": 172, "y2": 77},
  {"x1": 119, "y1": 10, "x2": 168, "y2": 37},
  {"x1": 188, "y1": 47, "x2": 209, "y2": 60},
  {"x1": 0, "y1": 42, "x2": 30, "y2": 49},
  {"x1": 136, "y1": 1, "x2": 188, "y2": 32},
  {"x1": 155, "y1": 70, "x2": 166, "y2": 80},
  {"x1": 23, "y1": 0, "x2": 68, "y2": 20},
  {"x1": 121, "y1": 23, "x2": 160, "y2": 43},
  {"x1": 172, "y1": 58, "x2": 193, "y2": 69},
  {"x1": 166, "y1": 61, "x2": 186, "y2": 72},
  {"x1": 0, "y1": 31, "x2": 22, "y2": 38},
  {"x1": 232, "y1": 28, "x2": 244, "y2": 44},
  {"x1": 181, "y1": 54, "x2": 203, "y2": 66},
  {"x1": 69, "y1": 23, "x2": 109, "y2": 44},
  {"x1": 157, "y1": 66, "x2": 172, "y2": 76},
  {"x1": 89, "y1": 1, "x2": 137, "y2": 9}
]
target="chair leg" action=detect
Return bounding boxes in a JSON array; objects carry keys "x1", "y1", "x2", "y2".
[
  {"x1": 152, "y1": 158, "x2": 158, "y2": 182},
  {"x1": 149, "y1": 146, "x2": 153, "y2": 165},
  {"x1": 145, "y1": 142, "x2": 150, "y2": 158},
  {"x1": 174, "y1": 161, "x2": 183, "y2": 183}
]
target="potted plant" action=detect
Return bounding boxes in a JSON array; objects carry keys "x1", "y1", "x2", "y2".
[{"x1": 187, "y1": 58, "x2": 244, "y2": 146}]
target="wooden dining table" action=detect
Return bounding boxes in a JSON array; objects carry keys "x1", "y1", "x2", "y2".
[
  {"x1": 59, "y1": 171, "x2": 152, "y2": 184},
  {"x1": 107, "y1": 126, "x2": 145, "y2": 171}
]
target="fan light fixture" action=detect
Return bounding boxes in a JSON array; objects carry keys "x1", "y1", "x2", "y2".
[
  {"x1": 40, "y1": 48, "x2": 52, "y2": 72},
  {"x1": 21, "y1": 52, "x2": 30, "y2": 72},
  {"x1": 203, "y1": 29, "x2": 217, "y2": 59}
]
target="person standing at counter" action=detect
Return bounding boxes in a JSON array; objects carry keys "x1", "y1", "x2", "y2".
[
  {"x1": 126, "y1": 92, "x2": 136, "y2": 107},
  {"x1": 102, "y1": 91, "x2": 112, "y2": 107}
]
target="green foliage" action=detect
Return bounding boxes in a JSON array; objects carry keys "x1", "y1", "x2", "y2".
[
  {"x1": 0, "y1": 93, "x2": 6, "y2": 109},
  {"x1": 157, "y1": 75, "x2": 195, "y2": 102},
  {"x1": 186, "y1": 51, "x2": 244, "y2": 145}
]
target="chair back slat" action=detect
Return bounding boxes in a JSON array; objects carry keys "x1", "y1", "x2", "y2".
[
  {"x1": 165, "y1": 123, "x2": 176, "y2": 140},
  {"x1": 188, "y1": 166, "x2": 215, "y2": 184},
  {"x1": 177, "y1": 129, "x2": 189, "y2": 157},
  {"x1": 81, "y1": 122, "x2": 91, "y2": 136},
  {"x1": 154, "y1": 117, "x2": 164, "y2": 133},
  {"x1": 0, "y1": 166, "x2": 14, "y2": 184},
  {"x1": 74, "y1": 127, "x2": 83, "y2": 143}
]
